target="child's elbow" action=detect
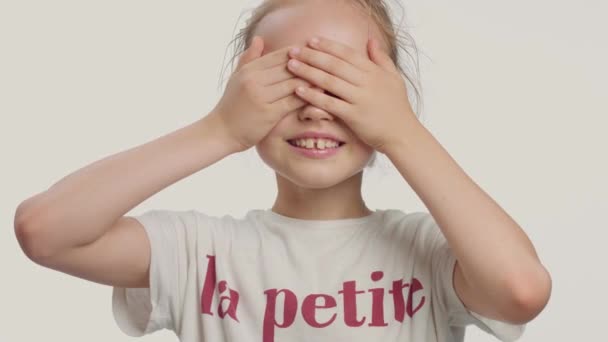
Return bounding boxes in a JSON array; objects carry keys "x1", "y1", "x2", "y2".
[{"x1": 506, "y1": 266, "x2": 552, "y2": 325}]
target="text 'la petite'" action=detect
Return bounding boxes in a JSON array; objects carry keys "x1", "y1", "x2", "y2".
[{"x1": 199, "y1": 255, "x2": 427, "y2": 342}]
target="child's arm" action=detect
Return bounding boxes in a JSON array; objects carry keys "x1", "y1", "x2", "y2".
[
  {"x1": 14, "y1": 113, "x2": 240, "y2": 287},
  {"x1": 385, "y1": 121, "x2": 552, "y2": 325},
  {"x1": 283, "y1": 35, "x2": 550, "y2": 325},
  {"x1": 14, "y1": 38, "x2": 308, "y2": 289}
]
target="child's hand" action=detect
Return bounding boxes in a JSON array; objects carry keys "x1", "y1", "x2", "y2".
[
  {"x1": 286, "y1": 36, "x2": 418, "y2": 154},
  {"x1": 210, "y1": 36, "x2": 312, "y2": 152}
]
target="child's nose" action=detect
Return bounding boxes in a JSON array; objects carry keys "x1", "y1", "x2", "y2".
[
  {"x1": 298, "y1": 103, "x2": 334, "y2": 122},
  {"x1": 296, "y1": 86, "x2": 337, "y2": 121}
]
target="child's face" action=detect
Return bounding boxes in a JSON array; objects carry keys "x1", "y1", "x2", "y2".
[{"x1": 254, "y1": 0, "x2": 386, "y2": 189}]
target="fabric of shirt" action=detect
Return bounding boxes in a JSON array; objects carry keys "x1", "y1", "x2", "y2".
[{"x1": 112, "y1": 208, "x2": 525, "y2": 342}]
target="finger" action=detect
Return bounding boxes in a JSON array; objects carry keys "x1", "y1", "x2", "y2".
[
  {"x1": 236, "y1": 36, "x2": 264, "y2": 71},
  {"x1": 368, "y1": 37, "x2": 399, "y2": 74},
  {"x1": 245, "y1": 44, "x2": 299, "y2": 71},
  {"x1": 307, "y1": 36, "x2": 373, "y2": 72},
  {"x1": 287, "y1": 58, "x2": 358, "y2": 104},
  {"x1": 289, "y1": 46, "x2": 365, "y2": 86},
  {"x1": 270, "y1": 93, "x2": 308, "y2": 116},
  {"x1": 259, "y1": 62, "x2": 295, "y2": 86},
  {"x1": 293, "y1": 85, "x2": 351, "y2": 120},
  {"x1": 264, "y1": 77, "x2": 312, "y2": 103}
]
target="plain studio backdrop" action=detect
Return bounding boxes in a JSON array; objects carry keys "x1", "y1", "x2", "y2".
[{"x1": 1, "y1": 0, "x2": 606, "y2": 341}]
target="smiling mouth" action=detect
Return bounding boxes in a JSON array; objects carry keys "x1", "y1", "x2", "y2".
[{"x1": 286, "y1": 140, "x2": 346, "y2": 148}]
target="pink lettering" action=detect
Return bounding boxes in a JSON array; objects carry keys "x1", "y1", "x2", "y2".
[
  {"x1": 389, "y1": 277, "x2": 425, "y2": 322},
  {"x1": 302, "y1": 294, "x2": 337, "y2": 328},
  {"x1": 218, "y1": 280, "x2": 240, "y2": 322},
  {"x1": 263, "y1": 288, "x2": 297, "y2": 342},
  {"x1": 338, "y1": 280, "x2": 366, "y2": 326},
  {"x1": 200, "y1": 255, "x2": 216, "y2": 316},
  {"x1": 368, "y1": 271, "x2": 388, "y2": 326},
  {"x1": 200, "y1": 255, "x2": 427, "y2": 342}
]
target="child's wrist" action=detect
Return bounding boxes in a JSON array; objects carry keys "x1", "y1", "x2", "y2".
[{"x1": 199, "y1": 111, "x2": 247, "y2": 155}]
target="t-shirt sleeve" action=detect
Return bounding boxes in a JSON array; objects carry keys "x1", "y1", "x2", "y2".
[
  {"x1": 111, "y1": 209, "x2": 201, "y2": 337},
  {"x1": 420, "y1": 213, "x2": 526, "y2": 342}
]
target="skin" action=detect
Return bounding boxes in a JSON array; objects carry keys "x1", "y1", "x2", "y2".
[
  {"x1": 252, "y1": 0, "x2": 551, "y2": 325},
  {"x1": 252, "y1": 0, "x2": 385, "y2": 220}
]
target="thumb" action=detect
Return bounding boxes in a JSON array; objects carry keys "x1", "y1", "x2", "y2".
[
  {"x1": 236, "y1": 35, "x2": 265, "y2": 70},
  {"x1": 368, "y1": 37, "x2": 397, "y2": 74}
]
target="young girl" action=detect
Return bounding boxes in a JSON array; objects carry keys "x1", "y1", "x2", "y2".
[{"x1": 15, "y1": 0, "x2": 551, "y2": 341}]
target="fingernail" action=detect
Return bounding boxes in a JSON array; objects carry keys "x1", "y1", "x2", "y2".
[
  {"x1": 289, "y1": 47, "x2": 300, "y2": 55},
  {"x1": 289, "y1": 59, "x2": 300, "y2": 68},
  {"x1": 309, "y1": 37, "x2": 320, "y2": 46}
]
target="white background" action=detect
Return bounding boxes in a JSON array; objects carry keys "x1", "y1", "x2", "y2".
[{"x1": 1, "y1": 0, "x2": 606, "y2": 341}]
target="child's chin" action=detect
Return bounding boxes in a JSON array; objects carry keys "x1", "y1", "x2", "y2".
[{"x1": 279, "y1": 170, "x2": 353, "y2": 190}]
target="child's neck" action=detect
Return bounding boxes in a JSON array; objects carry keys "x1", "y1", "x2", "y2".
[{"x1": 271, "y1": 173, "x2": 372, "y2": 220}]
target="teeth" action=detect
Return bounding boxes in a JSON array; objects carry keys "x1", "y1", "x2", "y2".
[{"x1": 292, "y1": 138, "x2": 341, "y2": 149}]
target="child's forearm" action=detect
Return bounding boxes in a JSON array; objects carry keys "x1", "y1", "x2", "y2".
[
  {"x1": 15, "y1": 111, "x2": 239, "y2": 257},
  {"x1": 385, "y1": 119, "x2": 551, "y2": 321}
]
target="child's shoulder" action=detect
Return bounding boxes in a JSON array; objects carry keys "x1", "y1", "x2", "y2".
[
  {"x1": 380, "y1": 208, "x2": 435, "y2": 228},
  {"x1": 377, "y1": 208, "x2": 446, "y2": 242},
  {"x1": 134, "y1": 208, "x2": 242, "y2": 231}
]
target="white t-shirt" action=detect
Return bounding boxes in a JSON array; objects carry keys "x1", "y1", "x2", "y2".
[{"x1": 112, "y1": 208, "x2": 525, "y2": 342}]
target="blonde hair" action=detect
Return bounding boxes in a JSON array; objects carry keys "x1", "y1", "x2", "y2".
[{"x1": 219, "y1": 0, "x2": 424, "y2": 169}]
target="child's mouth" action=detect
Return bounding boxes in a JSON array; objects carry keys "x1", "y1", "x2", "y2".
[
  {"x1": 286, "y1": 139, "x2": 346, "y2": 159},
  {"x1": 286, "y1": 140, "x2": 345, "y2": 148}
]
